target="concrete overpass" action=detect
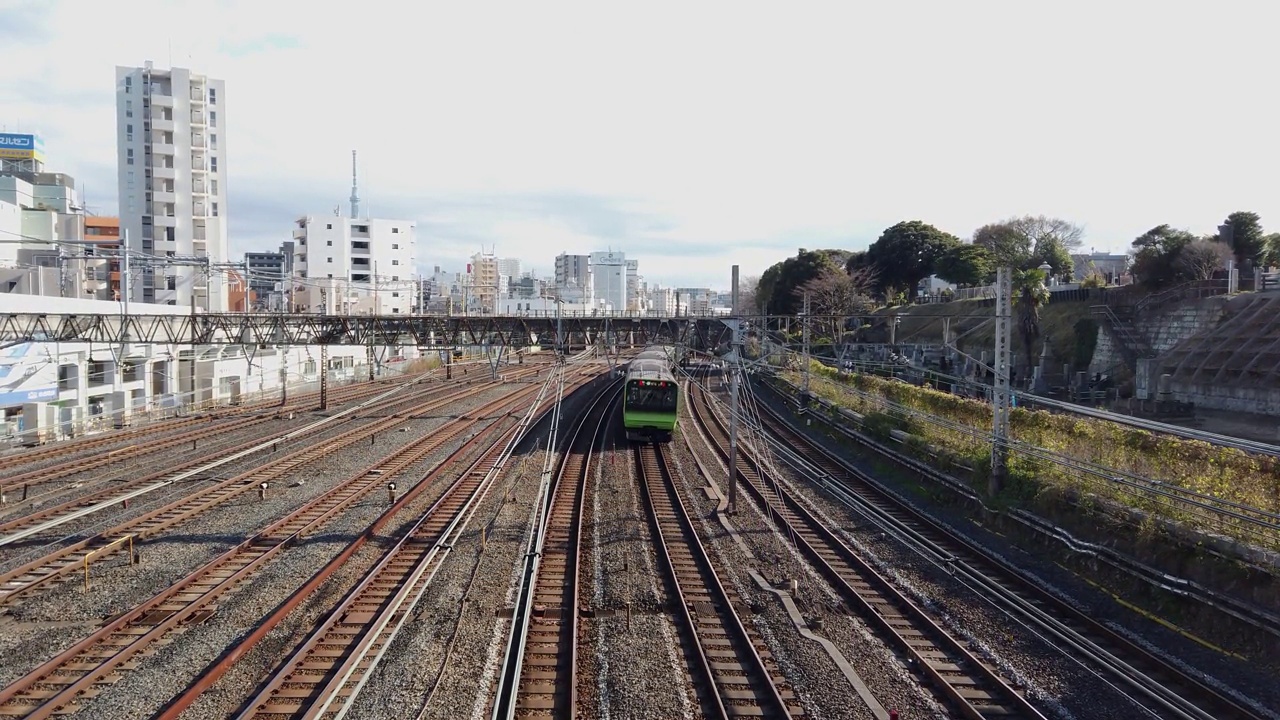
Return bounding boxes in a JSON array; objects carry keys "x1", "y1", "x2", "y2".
[{"x1": 0, "y1": 312, "x2": 736, "y2": 350}]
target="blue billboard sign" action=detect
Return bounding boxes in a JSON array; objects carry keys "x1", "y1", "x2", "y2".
[{"x1": 0, "y1": 133, "x2": 45, "y2": 161}]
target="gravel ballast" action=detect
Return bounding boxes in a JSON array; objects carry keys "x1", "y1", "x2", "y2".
[{"x1": 0, "y1": 384, "x2": 518, "y2": 694}]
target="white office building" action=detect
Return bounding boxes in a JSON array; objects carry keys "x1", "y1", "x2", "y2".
[
  {"x1": 290, "y1": 215, "x2": 417, "y2": 314},
  {"x1": 590, "y1": 251, "x2": 627, "y2": 314},
  {"x1": 116, "y1": 63, "x2": 229, "y2": 310}
]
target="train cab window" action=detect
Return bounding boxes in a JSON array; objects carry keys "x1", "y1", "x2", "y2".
[{"x1": 627, "y1": 380, "x2": 677, "y2": 412}]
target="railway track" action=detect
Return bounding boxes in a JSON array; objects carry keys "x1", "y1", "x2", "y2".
[
  {"x1": 0, "y1": 377, "x2": 423, "y2": 512},
  {"x1": 688, "y1": 380, "x2": 1041, "y2": 719},
  {"x1": 0, "y1": 379, "x2": 513, "y2": 607},
  {"x1": 634, "y1": 442, "x2": 800, "y2": 720},
  {"x1": 489, "y1": 380, "x2": 621, "y2": 719},
  {"x1": 0, "y1": 374, "x2": 571, "y2": 719},
  {"x1": 234, "y1": 368, "x2": 577, "y2": 720},
  {"x1": 746, "y1": 384, "x2": 1270, "y2": 720},
  {"x1": 0, "y1": 374, "x2": 510, "y2": 546},
  {"x1": 0, "y1": 374, "x2": 397, "y2": 477}
]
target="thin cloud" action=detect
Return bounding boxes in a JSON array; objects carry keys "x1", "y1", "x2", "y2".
[{"x1": 2, "y1": 1, "x2": 1277, "y2": 287}]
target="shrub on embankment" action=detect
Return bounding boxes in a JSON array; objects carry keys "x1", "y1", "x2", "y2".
[{"x1": 779, "y1": 364, "x2": 1280, "y2": 548}]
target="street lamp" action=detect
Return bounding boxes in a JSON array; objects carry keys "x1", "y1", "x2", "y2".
[{"x1": 1038, "y1": 261, "x2": 1053, "y2": 287}]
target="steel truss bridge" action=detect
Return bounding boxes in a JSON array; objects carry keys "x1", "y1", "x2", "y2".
[{"x1": 0, "y1": 312, "x2": 747, "y2": 350}]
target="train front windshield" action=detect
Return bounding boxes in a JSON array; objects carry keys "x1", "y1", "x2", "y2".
[{"x1": 627, "y1": 380, "x2": 677, "y2": 412}]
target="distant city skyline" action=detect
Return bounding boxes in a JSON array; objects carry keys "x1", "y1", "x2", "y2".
[{"x1": 2, "y1": 1, "x2": 1276, "y2": 290}]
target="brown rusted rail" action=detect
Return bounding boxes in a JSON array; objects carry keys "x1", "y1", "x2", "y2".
[
  {"x1": 0, "y1": 377, "x2": 423, "y2": 514},
  {"x1": 0, "y1": 378, "x2": 484, "y2": 543},
  {"x1": 235, "y1": 370, "x2": 588, "y2": 720},
  {"x1": 0, "y1": 377, "x2": 565, "y2": 719},
  {"x1": 0, "y1": 380, "x2": 499, "y2": 607},
  {"x1": 635, "y1": 442, "x2": 800, "y2": 720},
  {"x1": 0, "y1": 373, "x2": 397, "y2": 474}
]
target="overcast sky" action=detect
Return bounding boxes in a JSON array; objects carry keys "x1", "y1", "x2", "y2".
[{"x1": 2, "y1": 0, "x2": 1276, "y2": 289}]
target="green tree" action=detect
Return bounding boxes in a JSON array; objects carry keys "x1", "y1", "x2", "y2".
[
  {"x1": 1129, "y1": 224, "x2": 1197, "y2": 290},
  {"x1": 1221, "y1": 211, "x2": 1266, "y2": 267},
  {"x1": 972, "y1": 222, "x2": 1032, "y2": 268},
  {"x1": 934, "y1": 244, "x2": 993, "y2": 287},
  {"x1": 756, "y1": 248, "x2": 849, "y2": 315},
  {"x1": 1263, "y1": 233, "x2": 1280, "y2": 268},
  {"x1": 1029, "y1": 236, "x2": 1074, "y2": 280},
  {"x1": 864, "y1": 220, "x2": 961, "y2": 297}
]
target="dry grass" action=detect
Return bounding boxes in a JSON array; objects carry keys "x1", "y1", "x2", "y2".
[{"x1": 784, "y1": 366, "x2": 1280, "y2": 550}]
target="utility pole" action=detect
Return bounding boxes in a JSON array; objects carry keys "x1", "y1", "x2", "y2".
[
  {"x1": 802, "y1": 291, "x2": 811, "y2": 398},
  {"x1": 991, "y1": 266, "x2": 1013, "y2": 495},
  {"x1": 728, "y1": 265, "x2": 741, "y2": 514}
]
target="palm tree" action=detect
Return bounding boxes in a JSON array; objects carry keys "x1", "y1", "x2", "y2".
[{"x1": 1015, "y1": 269, "x2": 1050, "y2": 379}]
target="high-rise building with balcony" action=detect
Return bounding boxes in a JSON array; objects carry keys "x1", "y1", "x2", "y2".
[{"x1": 116, "y1": 63, "x2": 229, "y2": 310}]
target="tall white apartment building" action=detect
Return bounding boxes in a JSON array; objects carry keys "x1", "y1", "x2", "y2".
[
  {"x1": 554, "y1": 253, "x2": 592, "y2": 302},
  {"x1": 648, "y1": 285, "x2": 676, "y2": 316},
  {"x1": 494, "y1": 257, "x2": 520, "y2": 298},
  {"x1": 590, "y1": 251, "x2": 627, "y2": 313},
  {"x1": 625, "y1": 259, "x2": 641, "y2": 314},
  {"x1": 467, "y1": 252, "x2": 500, "y2": 314},
  {"x1": 116, "y1": 63, "x2": 229, "y2": 310},
  {"x1": 290, "y1": 215, "x2": 417, "y2": 314}
]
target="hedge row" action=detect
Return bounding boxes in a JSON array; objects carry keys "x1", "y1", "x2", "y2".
[{"x1": 781, "y1": 365, "x2": 1280, "y2": 547}]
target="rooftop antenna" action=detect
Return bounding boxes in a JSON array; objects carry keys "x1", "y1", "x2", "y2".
[{"x1": 349, "y1": 150, "x2": 360, "y2": 219}]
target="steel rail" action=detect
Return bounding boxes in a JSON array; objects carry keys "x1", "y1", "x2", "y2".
[
  {"x1": 690, "y1": 381, "x2": 1043, "y2": 719},
  {"x1": 491, "y1": 378, "x2": 622, "y2": 720},
  {"x1": 151, "y1": 369, "x2": 583, "y2": 720},
  {"x1": 635, "y1": 442, "x2": 797, "y2": 719},
  {"x1": 0, "y1": 371, "x2": 400, "y2": 471},
  {"x1": 750, "y1": 389, "x2": 1269, "y2": 720},
  {"x1": 0, "y1": 376, "x2": 488, "y2": 551},
  {"x1": 0, "y1": 380, "x2": 563, "y2": 719},
  {"x1": 0, "y1": 378, "x2": 421, "y2": 549},
  {"x1": 0, "y1": 378, "x2": 515, "y2": 606},
  {"x1": 236, "y1": 366, "x2": 577, "y2": 720},
  {"x1": 766, "y1": 372, "x2": 1280, "y2": 635}
]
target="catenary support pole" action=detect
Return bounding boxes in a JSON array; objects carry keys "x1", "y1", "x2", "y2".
[
  {"x1": 991, "y1": 266, "x2": 1013, "y2": 495},
  {"x1": 728, "y1": 264, "x2": 741, "y2": 514}
]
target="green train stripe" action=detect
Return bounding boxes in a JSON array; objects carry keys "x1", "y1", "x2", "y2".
[{"x1": 623, "y1": 409, "x2": 677, "y2": 430}]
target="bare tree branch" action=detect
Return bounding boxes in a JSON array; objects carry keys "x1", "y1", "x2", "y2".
[
  {"x1": 795, "y1": 268, "x2": 876, "y2": 339},
  {"x1": 1176, "y1": 239, "x2": 1232, "y2": 281}
]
